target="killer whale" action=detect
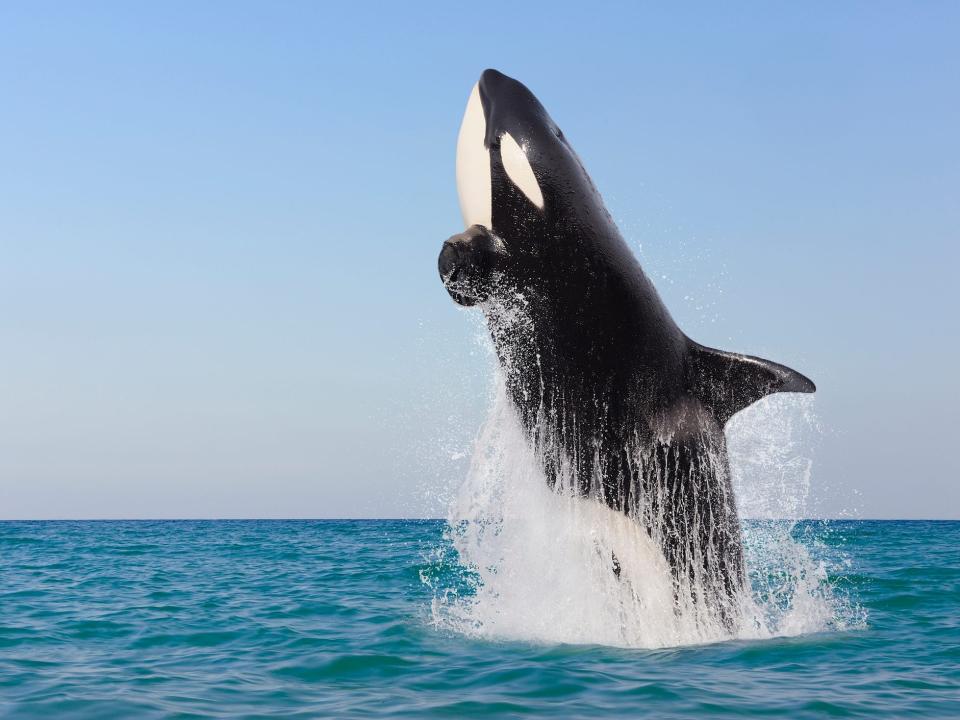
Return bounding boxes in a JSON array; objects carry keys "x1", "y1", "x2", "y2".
[{"x1": 438, "y1": 69, "x2": 815, "y2": 623}]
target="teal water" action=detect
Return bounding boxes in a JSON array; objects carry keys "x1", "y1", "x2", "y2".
[{"x1": 0, "y1": 520, "x2": 957, "y2": 718}]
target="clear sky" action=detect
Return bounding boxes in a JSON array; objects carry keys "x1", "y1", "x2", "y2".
[{"x1": 1, "y1": 2, "x2": 957, "y2": 519}]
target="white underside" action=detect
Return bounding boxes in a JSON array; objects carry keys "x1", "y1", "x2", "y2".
[{"x1": 456, "y1": 83, "x2": 492, "y2": 230}]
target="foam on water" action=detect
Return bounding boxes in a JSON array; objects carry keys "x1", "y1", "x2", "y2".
[{"x1": 428, "y1": 357, "x2": 862, "y2": 648}]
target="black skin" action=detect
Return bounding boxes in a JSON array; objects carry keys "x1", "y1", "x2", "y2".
[{"x1": 439, "y1": 70, "x2": 814, "y2": 623}]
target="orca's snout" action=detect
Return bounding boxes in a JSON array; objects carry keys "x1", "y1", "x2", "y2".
[{"x1": 438, "y1": 225, "x2": 504, "y2": 307}]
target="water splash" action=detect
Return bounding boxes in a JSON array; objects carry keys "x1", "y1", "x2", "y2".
[
  {"x1": 730, "y1": 396, "x2": 867, "y2": 638},
  {"x1": 427, "y1": 371, "x2": 864, "y2": 649}
]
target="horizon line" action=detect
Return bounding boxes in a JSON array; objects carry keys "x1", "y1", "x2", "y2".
[{"x1": 0, "y1": 517, "x2": 956, "y2": 522}]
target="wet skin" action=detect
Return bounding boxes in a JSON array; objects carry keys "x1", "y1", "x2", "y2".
[{"x1": 439, "y1": 70, "x2": 814, "y2": 622}]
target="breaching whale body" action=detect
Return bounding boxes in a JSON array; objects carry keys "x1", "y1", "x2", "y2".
[{"x1": 438, "y1": 69, "x2": 815, "y2": 627}]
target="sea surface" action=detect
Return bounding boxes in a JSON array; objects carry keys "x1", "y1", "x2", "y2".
[{"x1": 1, "y1": 519, "x2": 958, "y2": 718}]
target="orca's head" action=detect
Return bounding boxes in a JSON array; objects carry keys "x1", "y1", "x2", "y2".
[{"x1": 439, "y1": 69, "x2": 605, "y2": 306}]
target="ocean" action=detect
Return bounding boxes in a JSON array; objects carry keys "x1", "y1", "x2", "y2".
[{"x1": 1, "y1": 518, "x2": 957, "y2": 718}]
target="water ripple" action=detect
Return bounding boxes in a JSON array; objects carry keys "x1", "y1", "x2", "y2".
[{"x1": 0, "y1": 520, "x2": 957, "y2": 718}]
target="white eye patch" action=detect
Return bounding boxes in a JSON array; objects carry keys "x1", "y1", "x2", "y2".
[
  {"x1": 500, "y1": 131, "x2": 544, "y2": 210},
  {"x1": 455, "y1": 83, "x2": 492, "y2": 229}
]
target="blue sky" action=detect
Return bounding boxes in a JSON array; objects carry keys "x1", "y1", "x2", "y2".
[{"x1": 1, "y1": 2, "x2": 957, "y2": 518}]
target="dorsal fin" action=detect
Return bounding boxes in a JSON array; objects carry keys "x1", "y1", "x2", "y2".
[{"x1": 688, "y1": 342, "x2": 816, "y2": 426}]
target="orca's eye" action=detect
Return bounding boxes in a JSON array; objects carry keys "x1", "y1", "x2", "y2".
[{"x1": 500, "y1": 132, "x2": 544, "y2": 210}]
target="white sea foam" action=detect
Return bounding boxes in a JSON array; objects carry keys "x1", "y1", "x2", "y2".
[{"x1": 428, "y1": 362, "x2": 861, "y2": 648}]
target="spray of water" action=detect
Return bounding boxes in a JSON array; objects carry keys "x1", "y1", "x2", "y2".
[{"x1": 423, "y1": 330, "x2": 863, "y2": 648}]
